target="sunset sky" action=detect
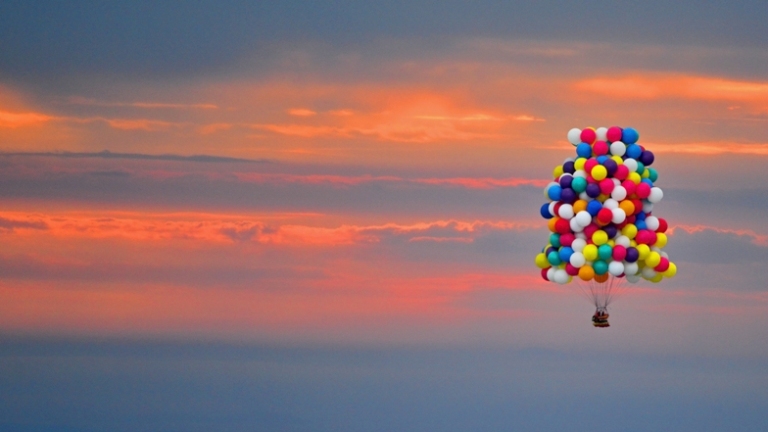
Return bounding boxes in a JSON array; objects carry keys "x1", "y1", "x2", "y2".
[{"x1": 2, "y1": 2, "x2": 768, "y2": 431}]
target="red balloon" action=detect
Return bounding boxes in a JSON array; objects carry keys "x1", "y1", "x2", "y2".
[
  {"x1": 584, "y1": 158, "x2": 598, "y2": 173},
  {"x1": 580, "y1": 128, "x2": 597, "y2": 144},
  {"x1": 555, "y1": 218, "x2": 571, "y2": 234},
  {"x1": 541, "y1": 268, "x2": 551, "y2": 281},
  {"x1": 553, "y1": 202, "x2": 562, "y2": 215},
  {"x1": 566, "y1": 263, "x2": 580, "y2": 276},
  {"x1": 560, "y1": 233, "x2": 575, "y2": 247},
  {"x1": 636, "y1": 183, "x2": 651, "y2": 199},
  {"x1": 606, "y1": 126, "x2": 623, "y2": 142},
  {"x1": 632, "y1": 199, "x2": 643, "y2": 214},
  {"x1": 597, "y1": 208, "x2": 613, "y2": 224},
  {"x1": 657, "y1": 218, "x2": 668, "y2": 233},
  {"x1": 593, "y1": 141, "x2": 609, "y2": 156}
]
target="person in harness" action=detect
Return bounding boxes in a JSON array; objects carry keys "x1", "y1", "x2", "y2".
[{"x1": 592, "y1": 308, "x2": 610, "y2": 328}]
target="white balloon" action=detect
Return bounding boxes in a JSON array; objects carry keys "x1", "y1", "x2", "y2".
[
  {"x1": 579, "y1": 192, "x2": 589, "y2": 200},
  {"x1": 575, "y1": 232, "x2": 587, "y2": 240},
  {"x1": 603, "y1": 198, "x2": 619, "y2": 210},
  {"x1": 645, "y1": 216, "x2": 659, "y2": 231},
  {"x1": 571, "y1": 238, "x2": 587, "y2": 252},
  {"x1": 626, "y1": 274, "x2": 641, "y2": 283},
  {"x1": 547, "y1": 267, "x2": 556, "y2": 281},
  {"x1": 608, "y1": 261, "x2": 625, "y2": 276},
  {"x1": 570, "y1": 217, "x2": 584, "y2": 233},
  {"x1": 615, "y1": 235, "x2": 631, "y2": 247},
  {"x1": 573, "y1": 169, "x2": 587, "y2": 179},
  {"x1": 661, "y1": 251, "x2": 669, "y2": 259},
  {"x1": 596, "y1": 127, "x2": 608, "y2": 141},
  {"x1": 612, "y1": 178, "x2": 621, "y2": 186},
  {"x1": 624, "y1": 262, "x2": 639, "y2": 276},
  {"x1": 557, "y1": 204, "x2": 573, "y2": 219},
  {"x1": 643, "y1": 200, "x2": 654, "y2": 213},
  {"x1": 570, "y1": 252, "x2": 586, "y2": 268},
  {"x1": 611, "y1": 208, "x2": 626, "y2": 224},
  {"x1": 554, "y1": 269, "x2": 570, "y2": 284},
  {"x1": 564, "y1": 157, "x2": 575, "y2": 163},
  {"x1": 648, "y1": 187, "x2": 664, "y2": 203},
  {"x1": 575, "y1": 211, "x2": 592, "y2": 227},
  {"x1": 611, "y1": 185, "x2": 627, "y2": 201},
  {"x1": 549, "y1": 202, "x2": 557, "y2": 216},
  {"x1": 610, "y1": 141, "x2": 626, "y2": 156},
  {"x1": 641, "y1": 266, "x2": 657, "y2": 279},
  {"x1": 568, "y1": 128, "x2": 582, "y2": 145},
  {"x1": 623, "y1": 158, "x2": 638, "y2": 172}
]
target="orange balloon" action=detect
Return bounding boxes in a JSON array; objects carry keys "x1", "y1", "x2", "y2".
[
  {"x1": 578, "y1": 265, "x2": 595, "y2": 281},
  {"x1": 594, "y1": 273, "x2": 609, "y2": 283},
  {"x1": 548, "y1": 217, "x2": 560, "y2": 233},
  {"x1": 619, "y1": 200, "x2": 635, "y2": 216},
  {"x1": 573, "y1": 199, "x2": 588, "y2": 214}
]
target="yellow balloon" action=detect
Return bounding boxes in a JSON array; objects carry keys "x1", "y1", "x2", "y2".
[
  {"x1": 583, "y1": 244, "x2": 598, "y2": 261},
  {"x1": 611, "y1": 155, "x2": 623, "y2": 165},
  {"x1": 597, "y1": 193, "x2": 608, "y2": 203},
  {"x1": 535, "y1": 253, "x2": 549, "y2": 269},
  {"x1": 630, "y1": 239, "x2": 638, "y2": 247},
  {"x1": 645, "y1": 251, "x2": 661, "y2": 267},
  {"x1": 607, "y1": 239, "x2": 615, "y2": 247},
  {"x1": 651, "y1": 273, "x2": 663, "y2": 283},
  {"x1": 592, "y1": 230, "x2": 608, "y2": 245},
  {"x1": 592, "y1": 165, "x2": 607, "y2": 181},
  {"x1": 628, "y1": 172, "x2": 641, "y2": 185},
  {"x1": 641, "y1": 169, "x2": 650, "y2": 179},
  {"x1": 579, "y1": 265, "x2": 595, "y2": 281},
  {"x1": 636, "y1": 244, "x2": 650, "y2": 260},
  {"x1": 655, "y1": 232, "x2": 668, "y2": 248},
  {"x1": 574, "y1": 158, "x2": 586, "y2": 170},
  {"x1": 621, "y1": 224, "x2": 638, "y2": 239},
  {"x1": 553, "y1": 165, "x2": 564, "y2": 179},
  {"x1": 663, "y1": 262, "x2": 677, "y2": 278}
]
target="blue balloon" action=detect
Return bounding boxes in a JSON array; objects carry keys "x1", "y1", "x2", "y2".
[
  {"x1": 547, "y1": 185, "x2": 562, "y2": 201},
  {"x1": 626, "y1": 144, "x2": 642, "y2": 159},
  {"x1": 635, "y1": 220, "x2": 647, "y2": 230},
  {"x1": 540, "y1": 203, "x2": 552, "y2": 219},
  {"x1": 587, "y1": 200, "x2": 602, "y2": 216},
  {"x1": 622, "y1": 127, "x2": 639, "y2": 144},
  {"x1": 559, "y1": 246, "x2": 574, "y2": 263},
  {"x1": 641, "y1": 178, "x2": 654, "y2": 187},
  {"x1": 636, "y1": 212, "x2": 647, "y2": 221},
  {"x1": 596, "y1": 155, "x2": 609, "y2": 164},
  {"x1": 586, "y1": 183, "x2": 601, "y2": 198},
  {"x1": 576, "y1": 143, "x2": 592, "y2": 158}
]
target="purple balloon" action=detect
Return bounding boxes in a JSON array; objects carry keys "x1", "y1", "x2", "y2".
[
  {"x1": 586, "y1": 183, "x2": 601, "y2": 198},
  {"x1": 640, "y1": 150, "x2": 655, "y2": 166},
  {"x1": 625, "y1": 247, "x2": 639, "y2": 263},
  {"x1": 559, "y1": 175, "x2": 573, "y2": 189},
  {"x1": 603, "y1": 159, "x2": 618, "y2": 177},
  {"x1": 560, "y1": 187, "x2": 577, "y2": 203},
  {"x1": 546, "y1": 246, "x2": 557, "y2": 256},
  {"x1": 563, "y1": 161, "x2": 575, "y2": 174},
  {"x1": 604, "y1": 225, "x2": 617, "y2": 239}
]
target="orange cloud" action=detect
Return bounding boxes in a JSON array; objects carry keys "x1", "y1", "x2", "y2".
[
  {"x1": 575, "y1": 74, "x2": 768, "y2": 103},
  {"x1": 105, "y1": 118, "x2": 177, "y2": 131},
  {"x1": 0, "y1": 110, "x2": 52, "y2": 128},
  {"x1": 67, "y1": 97, "x2": 218, "y2": 109},
  {"x1": 287, "y1": 108, "x2": 317, "y2": 116},
  {"x1": 670, "y1": 224, "x2": 768, "y2": 247},
  {"x1": 647, "y1": 142, "x2": 768, "y2": 157}
]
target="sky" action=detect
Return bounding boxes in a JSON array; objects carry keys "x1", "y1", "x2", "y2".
[{"x1": 1, "y1": 1, "x2": 768, "y2": 431}]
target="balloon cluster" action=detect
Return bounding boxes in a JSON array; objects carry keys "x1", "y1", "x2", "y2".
[{"x1": 534, "y1": 126, "x2": 677, "y2": 285}]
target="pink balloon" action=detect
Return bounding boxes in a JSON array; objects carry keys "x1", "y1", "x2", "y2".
[
  {"x1": 599, "y1": 178, "x2": 614, "y2": 195},
  {"x1": 606, "y1": 126, "x2": 623, "y2": 142},
  {"x1": 636, "y1": 183, "x2": 651, "y2": 199},
  {"x1": 560, "y1": 233, "x2": 575, "y2": 247},
  {"x1": 580, "y1": 128, "x2": 597, "y2": 144},
  {"x1": 622, "y1": 179, "x2": 636, "y2": 196},
  {"x1": 593, "y1": 141, "x2": 609, "y2": 156},
  {"x1": 566, "y1": 263, "x2": 580, "y2": 276},
  {"x1": 614, "y1": 165, "x2": 629, "y2": 180},
  {"x1": 584, "y1": 158, "x2": 598, "y2": 173},
  {"x1": 613, "y1": 245, "x2": 627, "y2": 261},
  {"x1": 654, "y1": 257, "x2": 670, "y2": 272}
]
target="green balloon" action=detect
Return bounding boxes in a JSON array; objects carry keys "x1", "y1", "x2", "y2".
[
  {"x1": 571, "y1": 176, "x2": 588, "y2": 193},
  {"x1": 598, "y1": 244, "x2": 613, "y2": 260},
  {"x1": 593, "y1": 260, "x2": 609, "y2": 275}
]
